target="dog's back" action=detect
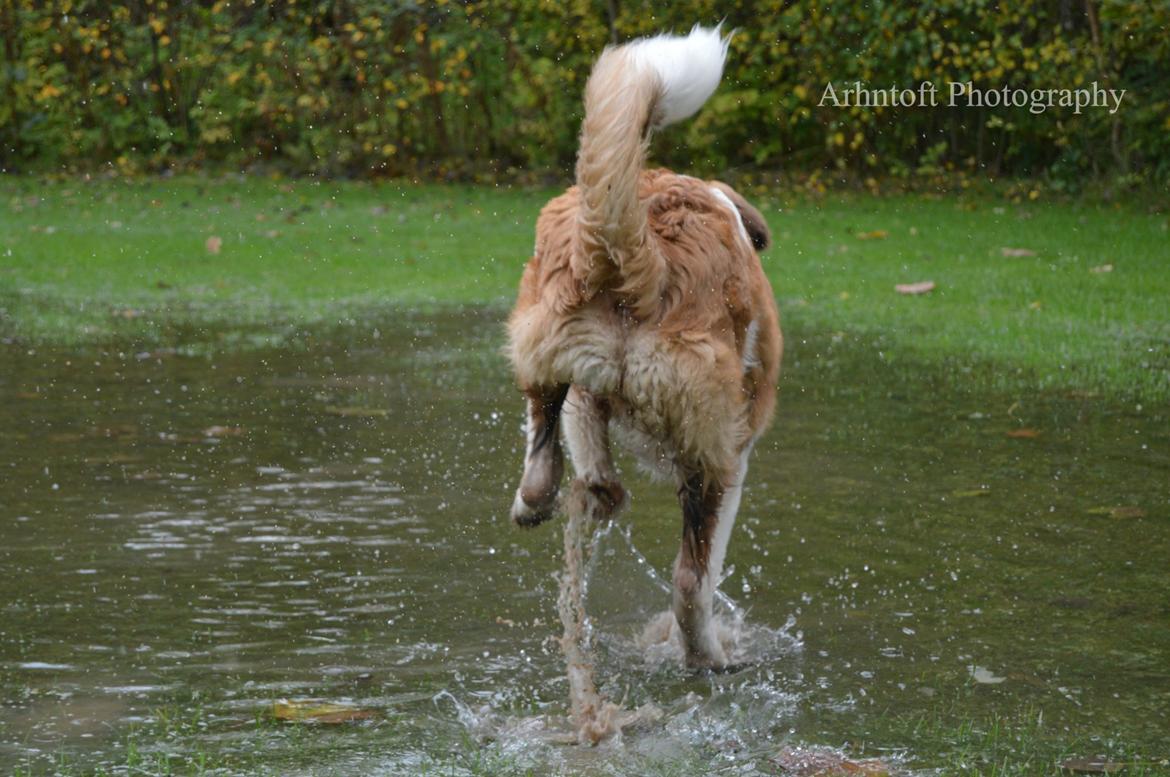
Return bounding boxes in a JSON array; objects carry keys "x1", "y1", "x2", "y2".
[{"x1": 507, "y1": 26, "x2": 781, "y2": 669}]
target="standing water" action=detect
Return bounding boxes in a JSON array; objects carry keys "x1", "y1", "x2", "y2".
[{"x1": 1, "y1": 309, "x2": 1167, "y2": 775}]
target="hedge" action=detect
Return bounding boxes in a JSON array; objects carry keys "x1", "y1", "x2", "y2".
[{"x1": 1, "y1": 0, "x2": 1166, "y2": 184}]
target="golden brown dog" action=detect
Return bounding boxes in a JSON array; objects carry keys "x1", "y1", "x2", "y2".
[{"x1": 506, "y1": 26, "x2": 781, "y2": 669}]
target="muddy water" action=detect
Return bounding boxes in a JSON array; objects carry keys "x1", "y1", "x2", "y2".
[{"x1": 1, "y1": 309, "x2": 1168, "y2": 775}]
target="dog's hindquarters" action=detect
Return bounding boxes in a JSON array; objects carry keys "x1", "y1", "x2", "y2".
[{"x1": 510, "y1": 26, "x2": 729, "y2": 527}]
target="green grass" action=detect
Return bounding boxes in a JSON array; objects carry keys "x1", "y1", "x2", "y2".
[
  {"x1": 12, "y1": 700, "x2": 1170, "y2": 776},
  {"x1": 2, "y1": 175, "x2": 1168, "y2": 399},
  {"x1": 887, "y1": 702, "x2": 1170, "y2": 776}
]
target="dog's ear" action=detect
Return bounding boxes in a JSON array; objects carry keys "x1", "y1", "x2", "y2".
[{"x1": 712, "y1": 182, "x2": 771, "y2": 251}]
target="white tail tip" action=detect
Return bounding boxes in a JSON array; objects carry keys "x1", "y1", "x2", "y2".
[{"x1": 628, "y1": 24, "x2": 729, "y2": 128}]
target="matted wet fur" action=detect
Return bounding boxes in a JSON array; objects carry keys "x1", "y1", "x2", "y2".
[{"x1": 506, "y1": 26, "x2": 781, "y2": 669}]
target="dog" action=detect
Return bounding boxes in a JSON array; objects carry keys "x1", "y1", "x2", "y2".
[{"x1": 505, "y1": 25, "x2": 781, "y2": 670}]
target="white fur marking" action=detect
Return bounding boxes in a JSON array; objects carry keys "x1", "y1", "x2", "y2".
[
  {"x1": 741, "y1": 319, "x2": 761, "y2": 372},
  {"x1": 512, "y1": 411, "x2": 538, "y2": 514},
  {"x1": 628, "y1": 25, "x2": 729, "y2": 128},
  {"x1": 706, "y1": 447, "x2": 750, "y2": 599},
  {"x1": 709, "y1": 186, "x2": 752, "y2": 249}
]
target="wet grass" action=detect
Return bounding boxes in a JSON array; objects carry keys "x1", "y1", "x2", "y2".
[
  {"x1": 2, "y1": 175, "x2": 1168, "y2": 400},
  {"x1": 12, "y1": 700, "x2": 1170, "y2": 777},
  {"x1": 884, "y1": 695, "x2": 1170, "y2": 776}
]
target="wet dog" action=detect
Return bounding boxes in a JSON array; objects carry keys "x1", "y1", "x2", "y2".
[{"x1": 505, "y1": 26, "x2": 781, "y2": 669}]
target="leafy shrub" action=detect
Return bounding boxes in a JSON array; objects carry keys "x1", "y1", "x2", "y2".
[{"x1": 0, "y1": 0, "x2": 1165, "y2": 183}]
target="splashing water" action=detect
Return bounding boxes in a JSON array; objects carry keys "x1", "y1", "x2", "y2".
[{"x1": 558, "y1": 480, "x2": 661, "y2": 745}]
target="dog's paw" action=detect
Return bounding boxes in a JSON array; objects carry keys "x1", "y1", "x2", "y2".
[
  {"x1": 696, "y1": 659, "x2": 752, "y2": 676},
  {"x1": 588, "y1": 480, "x2": 627, "y2": 520},
  {"x1": 511, "y1": 489, "x2": 556, "y2": 528},
  {"x1": 567, "y1": 478, "x2": 627, "y2": 523},
  {"x1": 570, "y1": 480, "x2": 622, "y2": 523},
  {"x1": 685, "y1": 650, "x2": 733, "y2": 673}
]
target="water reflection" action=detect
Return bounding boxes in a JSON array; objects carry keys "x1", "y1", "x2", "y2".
[{"x1": 1, "y1": 309, "x2": 1167, "y2": 774}]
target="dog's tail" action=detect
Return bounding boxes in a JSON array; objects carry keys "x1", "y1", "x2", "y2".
[{"x1": 574, "y1": 25, "x2": 728, "y2": 316}]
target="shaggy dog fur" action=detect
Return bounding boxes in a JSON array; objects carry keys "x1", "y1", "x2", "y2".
[{"x1": 505, "y1": 26, "x2": 782, "y2": 669}]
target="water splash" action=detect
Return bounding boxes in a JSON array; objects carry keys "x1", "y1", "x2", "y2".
[{"x1": 558, "y1": 480, "x2": 660, "y2": 745}]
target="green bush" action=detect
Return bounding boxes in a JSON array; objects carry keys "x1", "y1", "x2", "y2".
[{"x1": 0, "y1": 0, "x2": 1165, "y2": 183}]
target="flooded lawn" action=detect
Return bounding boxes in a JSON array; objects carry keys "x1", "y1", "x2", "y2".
[{"x1": 1, "y1": 309, "x2": 1168, "y2": 775}]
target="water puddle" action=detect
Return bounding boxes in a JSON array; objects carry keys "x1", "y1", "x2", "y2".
[{"x1": 1, "y1": 309, "x2": 1167, "y2": 774}]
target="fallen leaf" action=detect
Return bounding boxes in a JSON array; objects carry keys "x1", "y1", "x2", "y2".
[
  {"x1": 1059, "y1": 757, "x2": 1128, "y2": 774},
  {"x1": 856, "y1": 230, "x2": 888, "y2": 240},
  {"x1": 952, "y1": 488, "x2": 991, "y2": 498},
  {"x1": 1088, "y1": 506, "x2": 1145, "y2": 520},
  {"x1": 969, "y1": 665, "x2": 1007, "y2": 684},
  {"x1": 325, "y1": 406, "x2": 389, "y2": 418},
  {"x1": 1006, "y1": 428, "x2": 1041, "y2": 439},
  {"x1": 205, "y1": 235, "x2": 223, "y2": 254},
  {"x1": 772, "y1": 747, "x2": 889, "y2": 776},
  {"x1": 1090, "y1": 264, "x2": 1113, "y2": 274},
  {"x1": 1001, "y1": 247, "x2": 1036, "y2": 257},
  {"x1": 895, "y1": 280, "x2": 935, "y2": 295},
  {"x1": 272, "y1": 699, "x2": 377, "y2": 725},
  {"x1": 202, "y1": 425, "x2": 244, "y2": 438},
  {"x1": 113, "y1": 308, "x2": 143, "y2": 319}
]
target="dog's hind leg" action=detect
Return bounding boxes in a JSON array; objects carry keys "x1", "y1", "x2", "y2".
[
  {"x1": 672, "y1": 447, "x2": 751, "y2": 669},
  {"x1": 512, "y1": 383, "x2": 570, "y2": 527},
  {"x1": 561, "y1": 386, "x2": 626, "y2": 521}
]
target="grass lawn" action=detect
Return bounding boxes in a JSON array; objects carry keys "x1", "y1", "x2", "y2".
[{"x1": 2, "y1": 175, "x2": 1167, "y2": 399}]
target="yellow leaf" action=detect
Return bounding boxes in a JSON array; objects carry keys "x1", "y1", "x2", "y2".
[
  {"x1": 272, "y1": 700, "x2": 377, "y2": 725},
  {"x1": 895, "y1": 280, "x2": 935, "y2": 295},
  {"x1": 325, "y1": 406, "x2": 388, "y2": 418}
]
